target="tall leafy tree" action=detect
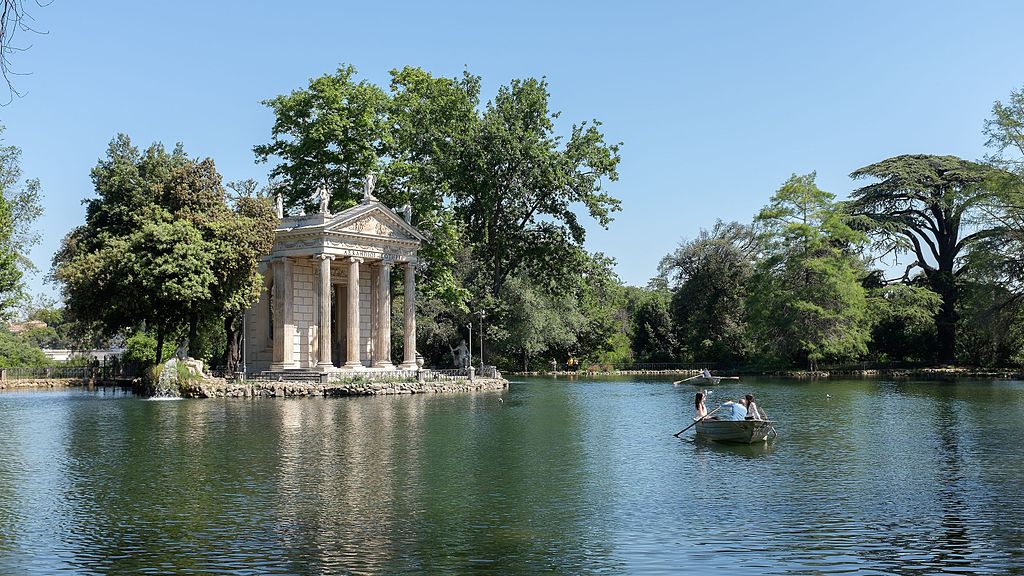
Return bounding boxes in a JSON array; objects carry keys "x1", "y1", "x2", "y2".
[
  {"x1": 0, "y1": 123, "x2": 42, "y2": 316},
  {"x1": 53, "y1": 135, "x2": 275, "y2": 367},
  {"x1": 848, "y1": 155, "x2": 1000, "y2": 364},
  {"x1": 750, "y1": 173, "x2": 870, "y2": 369},
  {"x1": 455, "y1": 78, "x2": 621, "y2": 299},
  {"x1": 501, "y1": 272, "x2": 585, "y2": 371},
  {"x1": 254, "y1": 65, "x2": 390, "y2": 212},
  {"x1": 624, "y1": 286, "x2": 676, "y2": 364},
  {"x1": 257, "y1": 65, "x2": 623, "y2": 369},
  {"x1": 968, "y1": 87, "x2": 1024, "y2": 307},
  {"x1": 862, "y1": 272, "x2": 941, "y2": 364},
  {"x1": 659, "y1": 221, "x2": 755, "y2": 364},
  {"x1": 256, "y1": 66, "x2": 478, "y2": 307}
]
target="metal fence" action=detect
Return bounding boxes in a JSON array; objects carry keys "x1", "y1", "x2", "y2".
[{"x1": 0, "y1": 366, "x2": 89, "y2": 380}]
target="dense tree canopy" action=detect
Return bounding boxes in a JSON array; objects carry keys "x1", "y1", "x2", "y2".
[
  {"x1": 0, "y1": 123, "x2": 41, "y2": 316},
  {"x1": 659, "y1": 221, "x2": 754, "y2": 364},
  {"x1": 257, "y1": 65, "x2": 622, "y2": 368},
  {"x1": 749, "y1": 174, "x2": 870, "y2": 369},
  {"x1": 52, "y1": 135, "x2": 276, "y2": 367},
  {"x1": 848, "y1": 155, "x2": 1001, "y2": 364}
]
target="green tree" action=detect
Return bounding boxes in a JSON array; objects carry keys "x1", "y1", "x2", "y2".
[
  {"x1": 956, "y1": 280, "x2": 1024, "y2": 366},
  {"x1": 848, "y1": 155, "x2": 1000, "y2": 365},
  {"x1": 984, "y1": 84, "x2": 1024, "y2": 176},
  {"x1": 501, "y1": 272, "x2": 585, "y2": 371},
  {"x1": 256, "y1": 66, "x2": 477, "y2": 308},
  {"x1": 659, "y1": 221, "x2": 754, "y2": 364},
  {"x1": 52, "y1": 135, "x2": 275, "y2": 368},
  {"x1": 254, "y1": 65, "x2": 390, "y2": 212},
  {"x1": 750, "y1": 173, "x2": 870, "y2": 369},
  {"x1": 257, "y1": 66, "x2": 623, "y2": 370},
  {"x1": 0, "y1": 326, "x2": 49, "y2": 366},
  {"x1": 965, "y1": 85, "x2": 1024, "y2": 347},
  {"x1": 863, "y1": 274, "x2": 941, "y2": 364},
  {"x1": 624, "y1": 285, "x2": 676, "y2": 364},
  {"x1": 0, "y1": 123, "x2": 42, "y2": 316},
  {"x1": 454, "y1": 77, "x2": 621, "y2": 300}
]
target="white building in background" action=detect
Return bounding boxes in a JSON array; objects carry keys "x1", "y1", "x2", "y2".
[{"x1": 41, "y1": 348, "x2": 125, "y2": 363}]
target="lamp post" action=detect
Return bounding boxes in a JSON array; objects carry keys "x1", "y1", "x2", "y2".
[
  {"x1": 467, "y1": 322, "x2": 472, "y2": 370},
  {"x1": 476, "y1": 310, "x2": 486, "y2": 371}
]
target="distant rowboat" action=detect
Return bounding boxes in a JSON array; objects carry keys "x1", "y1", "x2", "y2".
[
  {"x1": 672, "y1": 374, "x2": 740, "y2": 386},
  {"x1": 695, "y1": 418, "x2": 777, "y2": 443},
  {"x1": 688, "y1": 375, "x2": 740, "y2": 385}
]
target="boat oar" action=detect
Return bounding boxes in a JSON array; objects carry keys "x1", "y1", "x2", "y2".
[
  {"x1": 672, "y1": 374, "x2": 702, "y2": 385},
  {"x1": 674, "y1": 405, "x2": 723, "y2": 437},
  {"x1": 760, "y1": 407, "x2": 779, "y2": 439}
]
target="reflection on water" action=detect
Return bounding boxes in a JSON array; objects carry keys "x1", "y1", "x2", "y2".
[{"x1": 0, "y1": 379, "x2": 1023, "y2": 574}]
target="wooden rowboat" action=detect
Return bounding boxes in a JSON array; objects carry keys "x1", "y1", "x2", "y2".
[
  {"x1": 695, "y1": 418, "x2": 776, "y2": 443},
  {"x1": 687, "y1": 375, "x2": 740, "y2": 385}
]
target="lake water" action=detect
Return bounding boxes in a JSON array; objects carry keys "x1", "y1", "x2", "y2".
[{"x1": 1, "y1": 376, "x2": 1022, "y2": 575}]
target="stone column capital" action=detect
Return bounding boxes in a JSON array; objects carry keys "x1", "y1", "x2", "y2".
[
  {"x1": 315, "y1": 253, "x2": 335, "y2": 261},
  {"x1": 349, "y1": 256, "x2": 364, "y2": 265}
]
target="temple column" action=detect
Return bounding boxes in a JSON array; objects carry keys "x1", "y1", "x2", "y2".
[
  {"x1": 373, "y1": 262, "x2": 393, "y2": 368},
  {"x1": 333, "y1": 284, "x2": 345, "y2": 364},
  {"x1": 316, "y1": 254, "x2": 334, "y2": 371},
  {"x1": 270, "y1": 257, "x2": 294, "y2": 370},
  {"x1": 399, "y1": 261, "x2": 417, "y2": 369},
  {"x1": 343, "y1": 257, "x2": 364, "y2": 369}
]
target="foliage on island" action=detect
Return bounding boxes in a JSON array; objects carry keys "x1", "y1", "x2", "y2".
[{"x1": 50, "y1": 137, "x2": 277, "y2": 371}]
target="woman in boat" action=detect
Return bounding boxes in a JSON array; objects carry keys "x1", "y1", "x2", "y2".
[
  {"x1": 744, "y1": 394, "x2": 762, "y2": 420},
  {"x1": 694, "y1": 392, "x2": 708, "y2": 419}
]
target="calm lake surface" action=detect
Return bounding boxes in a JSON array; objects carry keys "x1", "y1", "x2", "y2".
[{"x1": 1, "y1": 376, "x2": 1023, "y2": 575}]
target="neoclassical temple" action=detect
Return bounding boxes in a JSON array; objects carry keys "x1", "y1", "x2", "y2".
[{"x1": 244, "y1": 181, "x2": 424, "y2": 372}]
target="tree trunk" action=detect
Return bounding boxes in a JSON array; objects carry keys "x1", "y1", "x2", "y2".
[
  {"x1": 931, "y1": 271, "x2": 958, "y2": 365},
  {"x1": 155, "y1": 323, "x2": 165, "y2": 366},
  {"x1": 224, "y1": 315, "x2": 242, "y2": 374},
  {"x1": 187, "y1": 313, "x2": 199, "y2": 358}
]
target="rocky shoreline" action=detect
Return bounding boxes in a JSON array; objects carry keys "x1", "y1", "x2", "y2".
[
  {"x1": 176, "y1": 377, "x2": 508, "y2": 398},
  {"x1": 0, "y1": 375, "x2": 509, "y2": 397},
  {"x1": 0, "y1": 378, "x2": 87, "y2": 390}
]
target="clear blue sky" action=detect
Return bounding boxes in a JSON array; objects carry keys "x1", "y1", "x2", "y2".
[{"x1": 4, "y1": 0, "x2": 1024, "y2": 300}]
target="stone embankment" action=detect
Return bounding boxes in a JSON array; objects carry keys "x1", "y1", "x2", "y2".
[
  {"x1": 0, "y1": 378, "x2": 86, "y2": 390},
  {"x1": 177, "y1": 377, "x2": 508, "y2": 398}
]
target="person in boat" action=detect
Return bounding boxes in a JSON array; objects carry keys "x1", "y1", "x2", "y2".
[
  {"x1": 743, "y1": 394, "x2": 762, "y2": 420},
  {"x1": 694, "y1": 392, "x2": 708, "y2": 419},
  {"x1": 701, "y1": 368, "x2": 712, "y2": 379},
  {"x1": 721, "y1": 399, "x2": 747, "y2": 420}
]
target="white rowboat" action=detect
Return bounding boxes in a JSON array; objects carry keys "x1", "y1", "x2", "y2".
[{"x1": 695, "y1": 419, "x2": 776, "y2": 443}]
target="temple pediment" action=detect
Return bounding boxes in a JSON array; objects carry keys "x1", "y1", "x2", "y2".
[
  {"x1": 326, "y1": 205, "x2": 424, "y2": 243},
  {"x1": 271, "y1": 199, "x2": 423, "y2": 261}
]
